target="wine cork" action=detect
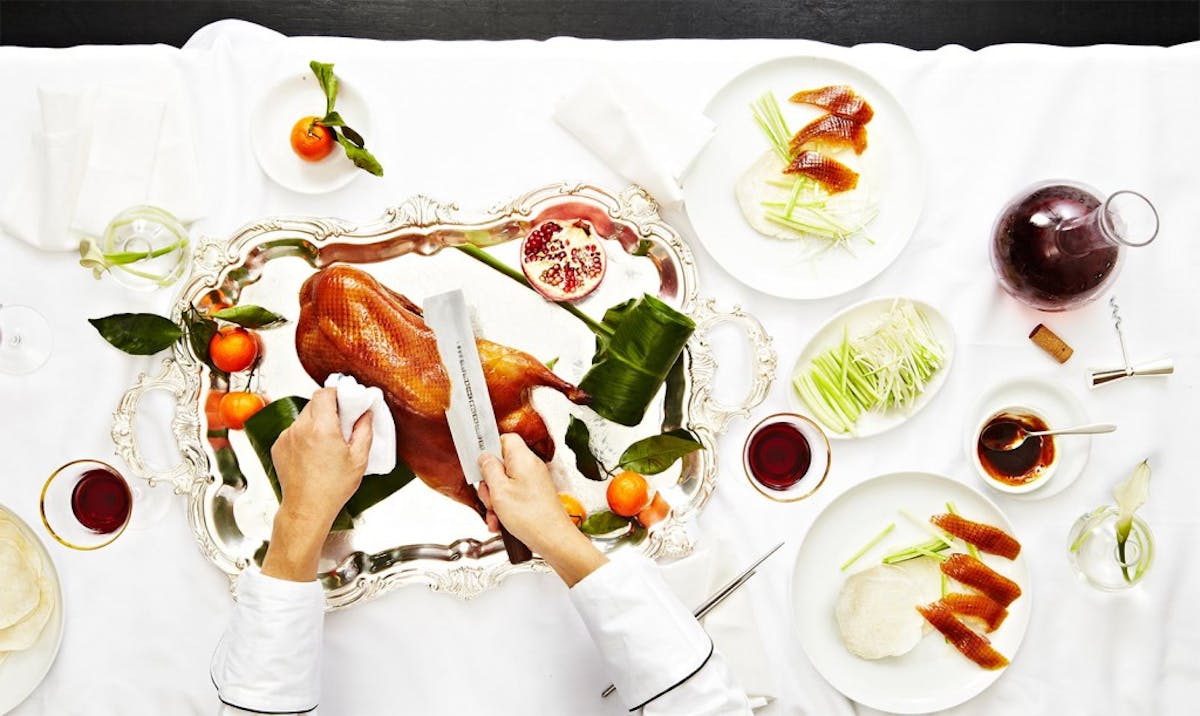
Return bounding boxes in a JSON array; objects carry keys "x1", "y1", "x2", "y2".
[{"x1": 1029, "y1": 323, "x2": 1073, "y2": 363}]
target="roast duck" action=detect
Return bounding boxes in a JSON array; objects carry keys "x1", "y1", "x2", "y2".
[{"x1": 296, "y1": 265, "x2": 590, "y2": 517}]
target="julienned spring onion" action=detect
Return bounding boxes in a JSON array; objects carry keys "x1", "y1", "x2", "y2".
[
  {"x1": 881, "y1": 538, "x2": 950, "y2": 564},
  {"x1": 792, "y1": 300, "x2": 945, "y2": 434},
  {"x1": 751, "y1": 91, "x2": 792, "y2": 162},
  {"x1": 840, "y1": 523, "x2": 895, "y2": 571},
  {"x1": 750, "y1": 92, "x2": 877, "y2": 250}
]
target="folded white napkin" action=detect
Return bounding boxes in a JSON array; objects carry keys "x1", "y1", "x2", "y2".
[
  {"x1": 553, "y1": 75, "x2": 714, "y2": 206},
  {"x1": 0, "y1": 81, "x2": 204, "y2": 252},
  {"x1": 659, "y1": 539, "x2": 778, "y2": 709},
  {"x1": 323, "y1": 374, "x2": 397, "y2": 476}
]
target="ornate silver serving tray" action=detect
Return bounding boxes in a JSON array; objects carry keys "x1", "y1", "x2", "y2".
[{"x1": 114, "y1": 184, "x2": 775, "y2": 606}]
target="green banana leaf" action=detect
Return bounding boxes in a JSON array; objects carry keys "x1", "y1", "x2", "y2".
[
  {"x1": 578, "y1": 294, "x2": 695, "y2": 426},
  {"x1": 243, "y1": 396, "x2": 416, "y2": 531}
]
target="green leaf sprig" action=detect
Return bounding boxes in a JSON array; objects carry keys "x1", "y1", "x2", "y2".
[
  {"x1": 87, "y1": 314, "x2": 182, "y2": 355},
  {"x1": 309, "y1": 60, "x2": 383, "y2": 177},
  {"x1": 89, "y1": 304, "x2": 288, "y2": 371},
  {"x1": 564, "y1": 419, "x2": 703, "y2": 482},
  {"x1": 565, "y1": 416, "x2": 604, "y2": 481}
]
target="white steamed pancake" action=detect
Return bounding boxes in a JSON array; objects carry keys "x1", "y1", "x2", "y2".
[
  {"x1": 0, "y1": 540, "x2": 38, "y2": 630},
  {"x1": 835, "y1": 558, "x2": 942, "y2": 660},
  {"x1": 0, "y1": 575, "x2": 53, "y2": 652},
  {"x1": 734, "y1": 150, "x2": 798, "y2": 239},
  {"x1": 0, "y1": 515, "x2": 54, "y2": 655},
  {"x1": 734, "y1": 141, "x2": 882, "y2": 243}
]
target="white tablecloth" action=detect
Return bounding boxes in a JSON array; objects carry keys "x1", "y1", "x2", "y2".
[{"x1": 1, "y1": 20, "x2": 1197, "y2": 716}]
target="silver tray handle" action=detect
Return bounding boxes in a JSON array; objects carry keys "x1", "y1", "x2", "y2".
[
  {"x1": 112, "y1": 357, "x2": 206, "y2": 494},
  {"x1": 687, "y1": 298, "x2": 777, "y2": 434}
]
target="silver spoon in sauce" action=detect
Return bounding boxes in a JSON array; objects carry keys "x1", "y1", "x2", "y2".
[{"x1": 980, "y1": 421, "x2": 1117, "y2": 451}]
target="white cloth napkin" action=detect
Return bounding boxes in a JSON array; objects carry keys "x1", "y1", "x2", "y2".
[
  {"x1": 0, "y1": 81, "x2": 204, "y2": 252},
  {"x1": 659, "y1": 539, "x2": 778, "y2": 709},
  {"x1": 553, "y1": 75, "x2": 714, "y2": 206},
  {"x1": 323, "y1": 373, "x2": 397, "y2": 476}
]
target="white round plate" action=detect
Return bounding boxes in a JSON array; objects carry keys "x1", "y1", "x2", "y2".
[
  {"x1": 964, "y1": 377, "x2": 1091, "y2": 500},
  {"x1": 683, "y1": 55, "x2": 923, "y2": 299},
  {"x1": 250, "y1": 71, "x2": 372, "y2": 194},
  {"x1": 787, "y1": 297, "x2": 955, "y2": 439},
  {"x1": 792, "y1": 472, "x2": 1031, "y2": 714},
  {"x1": 0, "y1": 506, "x2": 64, "y2": 715}
]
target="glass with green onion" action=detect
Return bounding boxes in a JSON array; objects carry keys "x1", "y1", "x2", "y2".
[
  {"x1": 1067, "y1": 506, "x2": 1154, "y2": 590},
  {"x1": 79, "y1": 205, "x2": 190, "y2": 291}
]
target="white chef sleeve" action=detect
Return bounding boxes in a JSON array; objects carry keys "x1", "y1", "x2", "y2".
[
  {"x1": 569, "y1": 554, "x2": 752, "y2": 714},
  {"x1": 211, "y1": 567, "x2": 325, "y2": 714}
]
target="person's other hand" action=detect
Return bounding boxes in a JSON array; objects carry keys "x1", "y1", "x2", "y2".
[
  {"x1": 478, "y1": 433, "x2": 605, "y2": 586},
  {"x1": 263, "y1": 387, "x2": 372, "y2": 581}
]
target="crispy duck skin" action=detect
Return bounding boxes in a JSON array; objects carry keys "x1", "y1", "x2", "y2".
[
  {"x1": 295, "y1": 265, "x2": 589, "y2": 517},
  {"x1": 788, "y1": 85, "x2": 875, "y2": 124},
  {"x1": 931, "y1": 513, "x2": 1022, "y2": 560},
  {"x1": 788, "y1": 114, "x2": 868, "y2": 155},
  {"x1": 783, "y1": 150, "x2": 860, "y2": 194},
  {"x1": 941, "y1": 592, "x2": 1009, "y2": 633},
  {"x1": 940, "y1": 553, "x2": 1022, "y2": 607},
  {"x1": 916, "y1": 601, "x2": 1010, "y2": 670}
]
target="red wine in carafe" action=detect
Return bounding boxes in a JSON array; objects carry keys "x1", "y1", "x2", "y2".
[
  {"x1": 71, "y1": 469, "x2": 132, "y2": 534},
  {"x1": 747, "y1": 422, "x2": 812, "y2": 490},
  {"x1": 992, "y1": 184, "x2": 1116, "y2": 311}
]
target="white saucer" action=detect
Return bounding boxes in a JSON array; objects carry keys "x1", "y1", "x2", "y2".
[
  {"x1": 963, "y1": 377, "x2": 1091, "y2": 500},
  {"x1": 250, "y1": 70, "x2": 373, "y2": 194},
  {"x1": 0, "y1": 506, "x2": 65, "y2": 714}
]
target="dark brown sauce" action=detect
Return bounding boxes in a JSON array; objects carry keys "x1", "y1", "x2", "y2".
[{"x1": 977, "y1": 412, "x2": 1055, "y2": 485}]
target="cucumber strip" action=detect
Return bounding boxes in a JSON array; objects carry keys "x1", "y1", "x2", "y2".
[{"x1": 840, "y1": 523, "x2": 896, "y2": 571}]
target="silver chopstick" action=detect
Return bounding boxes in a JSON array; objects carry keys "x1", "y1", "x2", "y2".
[{"x1": 600, "y1": 541, "x2": 785, "y2": 699}]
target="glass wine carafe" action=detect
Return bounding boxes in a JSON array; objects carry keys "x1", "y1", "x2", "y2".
[{"x1": 990, "y1": 182, "x2": 1159, "y2": 311}]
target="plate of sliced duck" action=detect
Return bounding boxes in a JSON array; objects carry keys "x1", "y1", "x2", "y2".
[
  {"x1": 683, "y1": 55, "x2": 924, "y2": 299},
  {"x1": 113, "y1": 183, "x2": 776, "y2": 606},
  {"x1": 792, "y1": 471, "x2": 1031, "y2": 713}
]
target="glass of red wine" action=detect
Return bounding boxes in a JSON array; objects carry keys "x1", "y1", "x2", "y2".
[
  {"x1": 742, "y1": 413, "x2": 830, "y2": 502},
  {"x1": 40, "y1": 460, "x2": 135, "y2": 550}
]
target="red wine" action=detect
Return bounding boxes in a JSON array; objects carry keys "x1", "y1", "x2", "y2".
[
  {"x1": 747, "y1": 421, "x2": 812, "y2": 491},
  {"x1": 71, "y1": 469, "x2": 132, "y2": 534},
  {"x1": 991, "y1": 184, "x2": 1117, "y2": 311}
]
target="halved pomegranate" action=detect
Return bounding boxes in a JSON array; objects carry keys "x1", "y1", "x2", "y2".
[{"x1": 519, "y1": 219, "x2": 607, "y2": 302}]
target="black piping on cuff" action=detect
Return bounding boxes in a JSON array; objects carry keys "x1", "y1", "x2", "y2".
[
  {"x1": 628, "y1": 637, "x2": 716, "y2": 712},
  {"x1": 210, "y1": 672, "x2": 318, "y2": 715}
]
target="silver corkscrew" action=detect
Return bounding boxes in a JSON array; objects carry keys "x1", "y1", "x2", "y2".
[{"x1": 1088, "y1": 296, "x2": 1173, "y2": 388}]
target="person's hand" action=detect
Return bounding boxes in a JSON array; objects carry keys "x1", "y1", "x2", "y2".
[
  {"x1": 478, "y1": 434, "x2": 606, "y2": 586},
  {"x1": 262, "y1": 387, "x2": 373, "y2": 581}
]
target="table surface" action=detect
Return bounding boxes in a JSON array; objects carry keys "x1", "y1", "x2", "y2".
[
  {"x1": 1, "y1": 0, "x2": 1198, "y2": 48},
  {"x1": 1, "y1": 20, "x2": 1198, "y2": 716}
]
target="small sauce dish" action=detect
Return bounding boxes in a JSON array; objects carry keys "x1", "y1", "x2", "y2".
[{"x1": 971, "y1": 405, "x2": 1058, "y2": 494}]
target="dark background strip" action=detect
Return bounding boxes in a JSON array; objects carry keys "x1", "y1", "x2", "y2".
[{"x1": 1, "y1": 0, "x2": 1197, "y2": 48}]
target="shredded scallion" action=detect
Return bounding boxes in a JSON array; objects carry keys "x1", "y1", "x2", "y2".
[{"x1": 793, "y1": 300, "x2": 945, "y2": 434}]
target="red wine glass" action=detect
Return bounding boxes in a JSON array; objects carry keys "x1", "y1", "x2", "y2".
[
  {"x1": 40, "y1": 460, "x2": 136, "y2": 550},
  {"x1": 742, "y1": 412, "x2": 831, "y2": 502}
]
